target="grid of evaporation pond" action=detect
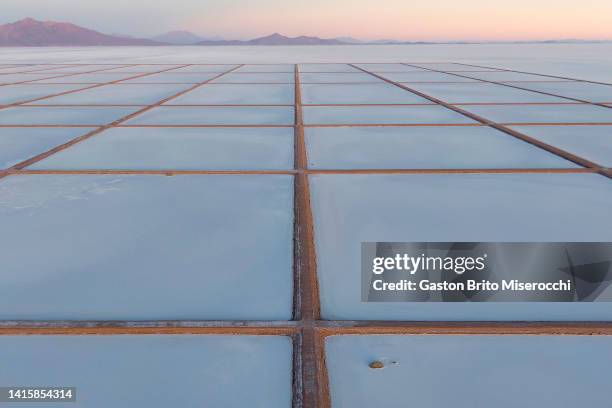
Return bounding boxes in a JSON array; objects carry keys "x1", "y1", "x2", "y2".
[{"x1": 0, "y1": 62, "x2": 611, "y2": 408}]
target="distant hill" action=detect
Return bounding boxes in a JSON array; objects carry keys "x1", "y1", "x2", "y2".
[
  {"x1": 2, "y1": 19, "x2": 610, "y2": 46},
  {"x1": 198, "y1": 33, "x2": 348, "y2": 46},
  {"x1": 150, "y1": 30, "x2": 203, "y2": 45},
  {"x1": 0, "y1": 18, "x2": 163, "y2": 46}
]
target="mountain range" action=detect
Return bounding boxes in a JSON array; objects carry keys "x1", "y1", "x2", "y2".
[
  {"x1": 150, "y1": 30, "x2": 226, "y2": 45},
  {"x1": 1, "y1": 18, "x2": 611, "y2": 46},
  {"x1": 0, "y1": 18, "x2": 350, "y2": 46},
  {"x1": 0, "y1": 18, "x2": 162, "y2": 46},
  {"x1": 150, "y1": 30, "x2": 204, "y2": 45},
  {"x1": 196, "y1": 33, "x2": 345, "y2": 45}
]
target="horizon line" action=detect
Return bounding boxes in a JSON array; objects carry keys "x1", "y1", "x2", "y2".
[{"x1": 2, "y1": 17, "x2": 612, "y2": 44}]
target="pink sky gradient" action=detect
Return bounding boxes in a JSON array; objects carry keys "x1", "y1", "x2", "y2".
[{"x1": 3, "y1": 0, "x2": 612, "y2": 40}]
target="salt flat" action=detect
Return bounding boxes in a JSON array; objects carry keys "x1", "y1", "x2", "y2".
[
  {"x1": 3, "y1": 43, "x2": 612, "y2": 81},
  {"x1": 1, "y1": 46, "x2": 611, "y2": 407}
]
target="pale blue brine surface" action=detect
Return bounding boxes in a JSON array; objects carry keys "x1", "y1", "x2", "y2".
[
  {"x1": 508, "y1": 81, "x2": 612, "y2": 103},
  {"x1": 404, "y1": 82, "x2": 566, "y2": 103},
  {"x1": 0, "y1": 127, "x2": 90, "y2": 169},
  {"x1": 374, "y1": 71, "x2": 477, "y2": 82},
  {"x1": 33, "y1": 84, "x2": 191, "y2": 105},
  {"x1": 462, "y1": 104, "x2": 612, "y2": 123},
  {"x1": 167, "y1": 83, "x2": 294, "y2": 104},
  {"x1": 0, "y1": 84, "x2": 89, "y2": 104},
  {"x1": 326, "y1": 335, "x2": 612, "y2": 408},
  {"x1": 299, "y1": 64, "x2": 359, "y2": 72},
  {"x1": 29, "y1": 127, "x2": 294, "y2": 170},
  {"x1": 0, "y1": 335, "x2": 292, "y2": 408},
  {"x1": 512, "y1": 125, "x2": 612, "y2": 167},
  {"x1": 0, "y1": 106, "x2": 140, "y2": 125},
  {"x1": 305, "y1": 126, "x2": 577, "y2": 169},
  {"x1": 235, "y1": 64, "x2": 294, "y2": 72},
  {"x1": 171, "y1": 64, "x2": 239, "y2": 72},
  {"x1": 0, "y1": 174, "x2": 294, "y2": 320},
  {"x1": 213, "y1": 73, "x2": 294, "y2": 83},
  {"x1": 301, "y1": 83, "x2": 430, "y2": 104},
  {"x1": 127, "y1": 106, "x2": 294, "y2": 125},
  {"x1": 303, "y1": 105, "x2": 475, "y2": 125},
  {"x1": 310, "y1": 173, "x2": 612, "y2": 320},
  {"x1": 299, "y1": 73, "x2": 380, "y2": 83},
  {"x1": 444, "y1": 70, "x2": 560, "y2": 81},
  {"x1": 0, "y1": 73, "x2": 71, "y2": 84},
  {"x1": 354, "y1": 63, "x2": 429, "y2": 72},
  {"x1": 125, "y1": 72, "x2": 219, "y2": 83},
  {"x1": 38, "y1": 72, "x2": 138, "y2": 83}
]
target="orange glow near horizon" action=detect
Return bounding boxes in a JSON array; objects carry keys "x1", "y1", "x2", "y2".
[
  {"x1": 3, "y1": 0, "x2": 612, "y2": 40},
  {"x1": 184, "y1": 0, "x2": 612, "y2": 41}
]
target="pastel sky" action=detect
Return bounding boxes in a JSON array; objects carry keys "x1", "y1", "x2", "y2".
[{"x1": 3, "y1": 0, "x2": 612, "y2": 40}]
